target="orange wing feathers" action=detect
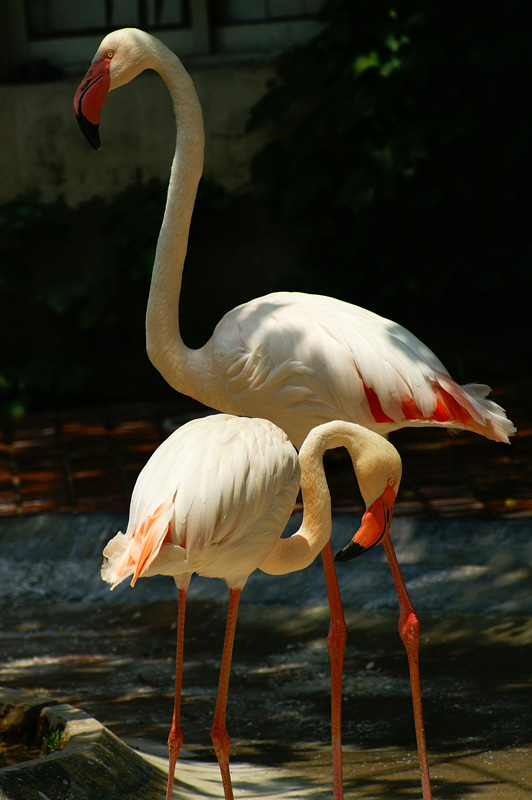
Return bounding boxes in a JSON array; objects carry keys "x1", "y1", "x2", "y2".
[{"x1": 111, "y1": 498, "x2": 173, "y2": 588}]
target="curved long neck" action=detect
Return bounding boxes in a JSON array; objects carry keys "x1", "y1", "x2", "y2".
[
  {"x1": 145, "y1": 47, "x2": 209, "y2": 399},
  {"x1": 259, "y1": 421, "x2": 399, "y2": 576},
  {"x1": 259, "y1": 427, "x2": 337, "y2": 576}
]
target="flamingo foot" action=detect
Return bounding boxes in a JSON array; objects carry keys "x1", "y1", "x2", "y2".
[
  {"x1": 166, "y1": 728, "x2": 183, "y2": 800},
  {"x1": 211, "y1": 723, "x2": 234, "y2": 800}
]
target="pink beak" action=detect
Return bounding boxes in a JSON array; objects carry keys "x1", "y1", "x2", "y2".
[
  {"x1": 73, "y1": 57, "x2": 111, "y2": 150},
  {"x1": 335, "y1": 483, "x2": 397, "y2": 561}
]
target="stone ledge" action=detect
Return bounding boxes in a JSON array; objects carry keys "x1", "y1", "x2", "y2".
[{"x1": 0, "y1": 689, "x2": 167, "y2": 799}]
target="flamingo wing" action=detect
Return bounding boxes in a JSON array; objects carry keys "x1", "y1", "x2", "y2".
[{"x1": 213, "y1": 292, "x2": 514, "y2": 445}]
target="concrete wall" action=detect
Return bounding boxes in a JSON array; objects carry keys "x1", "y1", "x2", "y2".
[{"x1": 0, "y1": 60, "x2": 275, "y2": 207}]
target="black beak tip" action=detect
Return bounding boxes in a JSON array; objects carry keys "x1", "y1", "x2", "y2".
[
  {"x1": 76, "y1": 113, "x2": 101, "y2": 151},
  {"x1": 335, "y1": 541, "x2": 367, "y2": 562}
]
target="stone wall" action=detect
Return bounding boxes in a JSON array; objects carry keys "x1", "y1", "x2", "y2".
[{"x1": 0, "y1": 60, "x2": 274, "y2": 207}]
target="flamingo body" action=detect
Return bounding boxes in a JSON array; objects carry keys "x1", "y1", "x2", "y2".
[
  {"x1": 208, "y1": 290, "x2": 513, "y2": 447},
  {"x1": 73, "y1": 28, "x2": 514, "y2": 454},
  {"x1": 103, "y1": 414, "x2": 300, "y2": 590},
  {"x1": 75, "y1": 29, "x2": 515, "y2": 800},
  {"x1": 101, "y1": 413, "x2": 401, "y2": 800}
]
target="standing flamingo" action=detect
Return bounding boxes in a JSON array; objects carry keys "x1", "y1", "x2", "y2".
[
  {"x1": 75, "y1": 28, "x2": 515, "y2": 800},
  {"x1": 102, "y1": 413, "x2": 402, "y2": 800}
]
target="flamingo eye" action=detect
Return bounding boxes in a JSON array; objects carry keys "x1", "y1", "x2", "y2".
[
  {"x1": 106, "y1": 50, "x2": 114, "y2": 59},
  {"x1": 387, "y1": 477, "x2": 396, "y2": 487}
]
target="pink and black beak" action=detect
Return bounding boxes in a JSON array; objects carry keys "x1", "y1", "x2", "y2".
[
  {"x1": 335, "y1": 481, "x2": 397, "y2": 562},
  {"x1": 73, "y1": 56, "x2": 111, "y2": 151}
]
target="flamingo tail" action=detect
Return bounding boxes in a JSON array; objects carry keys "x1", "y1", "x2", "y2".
[
  {"x1": 365, "y1": 372, "x2": 515, "y2": 443},
  {"x1": 431, "y1": 372, "x2": 515, "y2": 443},
  {"x1": 102, "y1": 499, "x2": 173, "y2": 589}
]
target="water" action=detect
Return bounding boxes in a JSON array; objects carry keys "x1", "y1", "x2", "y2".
[{"x1": 1, "y1": 512, "x2": 532, "y2": 615}]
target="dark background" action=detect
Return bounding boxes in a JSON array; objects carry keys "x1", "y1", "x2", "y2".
[{"x1": 1, "y1": 0, "x2": 529, "y2": 415}]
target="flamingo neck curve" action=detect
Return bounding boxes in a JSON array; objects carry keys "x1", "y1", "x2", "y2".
[
  {"x1": 143, "y1": 42, "x2": 215, "y2": 403},
  {"x1": 258, "y1": 430, "x2": 332, "y2": 576},
  {"x1": 259, "y1": 421, "x2": 401, "y2": 576}
]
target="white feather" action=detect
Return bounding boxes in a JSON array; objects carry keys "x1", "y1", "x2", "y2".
[
  {"x1": 102, "y1": 415, "x2": 301, "y2": 590},
  {"x1": 211, "y1": 292, "x2": 514, "y2": 446}
]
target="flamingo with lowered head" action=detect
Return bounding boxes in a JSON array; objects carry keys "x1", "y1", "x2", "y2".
[
  {"x1": 102, "y1": 413, "x2": 402, "y2": 800},
  {"x1": 74, "y1": 28, "x2": 515, "y2": 800}
]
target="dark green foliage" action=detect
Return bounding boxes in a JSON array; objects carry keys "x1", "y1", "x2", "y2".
[
  {"x1": 0, "y1": 180, "x2": 230, "y2": 415},
  {"x1": 248, "y1": 0, "x2": 531, "y2": 380}
]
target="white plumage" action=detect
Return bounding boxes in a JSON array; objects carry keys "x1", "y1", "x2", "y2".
[
  {"x1": 100, "y1": 412, "x2": 402, "y2": 800},
  {"x1": 74, "y1": 28, "x2": 514, "y2": 456},
  {"x1": 74, "y1": 28, "x2": 515, "y2": 800},
  {"x1": 102, "y1": 414, "x2": 300, "y2": 590},
  {"x1": 210, "y1": 291, "x2": 513, "y2": 446}
]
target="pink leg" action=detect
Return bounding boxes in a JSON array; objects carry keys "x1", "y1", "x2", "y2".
[
  {"x1": 383, "y1": 536, "x2": 432, "y2": 800},
  {"x1": 210, "y1": 587, "x2": 241, "y2": 800},
  {"x1": 166, "y1": 587, "x2": 187, "y2": 800},
  {"x1": 321, "y1": 540, "x2": 346, "y2": 800}
]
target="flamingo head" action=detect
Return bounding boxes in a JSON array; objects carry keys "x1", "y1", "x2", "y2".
[
  {"x1": 73, "y1": 28, "x2": 153, "y2": 150},
  {"x1": 335, "y1": 471, "x2": 400, "y2": 562},
  {"x1": 333, "y1": 426, "x2": 401, "y2": 562}
]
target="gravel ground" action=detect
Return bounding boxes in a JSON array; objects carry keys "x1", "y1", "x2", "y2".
[{"x1": 1, "y1": 512, "x2": 532, "y2": 798}]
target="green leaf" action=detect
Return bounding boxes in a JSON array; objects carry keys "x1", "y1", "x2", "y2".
[{"x1": 353, "y1": 51, "x2": 380, "y2": 75}]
